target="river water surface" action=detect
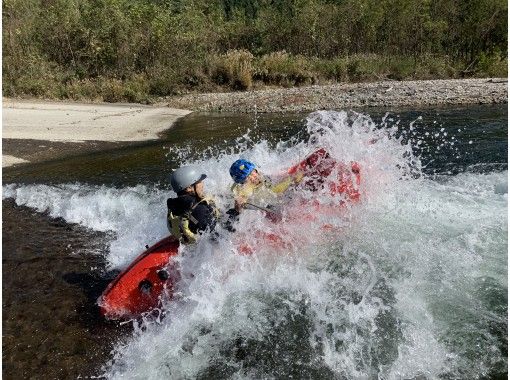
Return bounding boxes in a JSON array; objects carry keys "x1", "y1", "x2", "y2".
[{"x1": 3, "y1": 104, "x2": 507, "y2": 379}]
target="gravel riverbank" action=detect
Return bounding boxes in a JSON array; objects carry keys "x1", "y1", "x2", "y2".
[{"x1": 166, "y1": 78, "x2": 508, "y2": 113}]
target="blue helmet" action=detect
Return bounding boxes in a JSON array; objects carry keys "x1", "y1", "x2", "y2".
[{"x1": 230, "y1": 159, "x2": 256, "y2": 184}]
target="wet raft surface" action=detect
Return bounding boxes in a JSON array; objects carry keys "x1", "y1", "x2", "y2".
[{"x1": 2, "y1": 199, "x2": 126, "y2": 379}]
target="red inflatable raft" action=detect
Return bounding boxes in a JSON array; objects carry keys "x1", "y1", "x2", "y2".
[
  {"x1": 98, "y1": 149, "x2": 361, "y2": 320},
  {"x1": 98, "y1": 236, "x2": 180, "y2": 319}
]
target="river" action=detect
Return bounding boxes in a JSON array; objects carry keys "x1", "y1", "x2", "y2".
[{"x1": 2, "y1": 104, "x2": 507, "y2": 379}]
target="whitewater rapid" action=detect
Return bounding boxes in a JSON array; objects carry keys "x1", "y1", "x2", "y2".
[{"x1": 3, "y1": 110, "x2": 507, "y2": 379}]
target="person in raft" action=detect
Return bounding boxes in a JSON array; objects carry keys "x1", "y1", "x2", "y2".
[
  {"x1": 228, "y1": 159, "x2": 304, "y2": 215},
  {"x1": 167, "y1": 166, "x2": 219, "y2": 243}
]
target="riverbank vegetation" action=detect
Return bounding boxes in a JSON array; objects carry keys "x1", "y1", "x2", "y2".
[{"x1": 3, "y1": 0, "x2": 507, "y2": 103}]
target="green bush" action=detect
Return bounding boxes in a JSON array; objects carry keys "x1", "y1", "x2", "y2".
[
  {"x1": 345, "y1": 55, "x2": 385, "y2": 81},
  {"x1": 61, "y1": 75, "x2": 152, "y2": 103},
  {"x1": 146, "y1": 65, "x2": 181, "y2": 97},
  {"x1": 475, "y1": 51, "x2": 508, "y2": 77},
  {"x1": 61, "y1": 78, "x2": 101, "y2": 101},
  {"x1": 123, "y1": 74, "x2": 151, "y2": 103},
  {"x1": 255, "y1": 51, "x2": 316, "y2": 86},
  {"x1": 212, "y1": 49, "x2": 254, "y2": 90},
  {"x1": 100, "y1": 79, "x2": 126, "y2": 103},
  {"x1": 313, "y1": 58, "x2": 349, "y2": 82},
  {"x1": 3, "y1": 53, "x2": 63, "y2": 98},
  {"x1": 413, "y1": 55, "x2": 457, "y2": 79},
  {"x1": 387, "y1": 57, "x2": 416, "y2": 80}
]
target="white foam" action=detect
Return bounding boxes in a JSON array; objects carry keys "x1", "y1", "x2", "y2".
[
  {"x1": 2, "y1": 183, "x2": 170, "y2": 269},
  {"x1": 3, "y1": 110, "x2": 507, "y2": 378}
]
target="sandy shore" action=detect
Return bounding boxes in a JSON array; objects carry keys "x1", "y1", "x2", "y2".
[
  {"x1": 2, "y1": 100, "x2": 191, "y2": 167},
  {"x1": 3, "y1": 100, "x2": 191, "y2": 142},
  {"x1": 166, "y1": 78, "x2": 508, "y2": 113}
]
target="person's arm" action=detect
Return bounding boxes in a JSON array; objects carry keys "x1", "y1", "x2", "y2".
[
  {"x1": 232, "y1": 183, "x2": 251, "y2": 212},
  {"x1": 270, "y1": 171, "x2": 304, "y2": 194},
  {"x1": 190, "y1": 203, "x2": 216, "y2": 233},
  {"x1": 234, "y1": 195, "x2": 248, "y2": 212}
]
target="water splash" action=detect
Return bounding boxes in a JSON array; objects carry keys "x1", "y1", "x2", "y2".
[
  {"x1": 3, "y1": 110, "x2": 507, "y2": 379},
  {"x1": 2, "y1": 183, "x2": 169, "y2": 269}
]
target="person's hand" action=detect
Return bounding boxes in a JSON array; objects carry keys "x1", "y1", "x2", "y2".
[
  {"x1": 293, "y1": 170, "x2": 304, "y2": 184},
  {"x1": 234, "y1": 196, "x2": 247, "y2": 212}
]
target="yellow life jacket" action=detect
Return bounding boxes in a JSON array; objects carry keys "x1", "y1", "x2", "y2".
[
  {"x1": 231, "y1": 175, "x2": 295, "y2": 206},
  {"x1": 167, "y1": 197, "x2": 219, "y2": 244}
]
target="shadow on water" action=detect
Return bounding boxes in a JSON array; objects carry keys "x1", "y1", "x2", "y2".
[{"x1": 62, "y1": 270, "x2": 121, "y2": 328}]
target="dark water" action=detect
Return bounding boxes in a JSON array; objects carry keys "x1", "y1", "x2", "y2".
[
  {"x1": 2, "y1": 198, "x2": 129, "y2": 379},
  {"x1": 2, "y1": 104, "x2": 507, "y2": 379}
]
